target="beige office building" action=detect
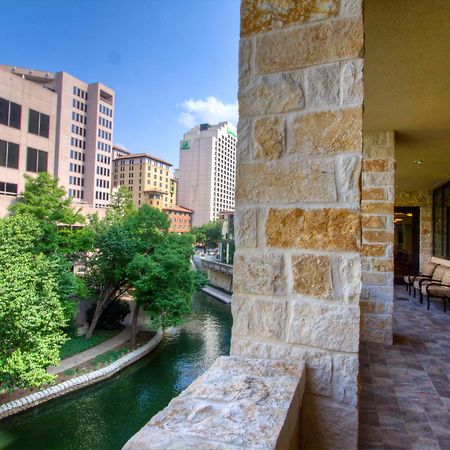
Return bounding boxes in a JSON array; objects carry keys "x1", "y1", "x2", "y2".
[
  {"x1": 0, "y1": 68, "x2": 57, "y2": 216},
  {"x1": 112, "y1": 144, "x2": 130, "y2": 160},
  {"x1": 0, "y1": 65, "x2": 115, "y2": 214},
  {"x1": 112, "y1": 153, "x2": 175, "y2": 209},
  {"x1": 178, "y1": 122, "x2": 237, "y2": 226}
]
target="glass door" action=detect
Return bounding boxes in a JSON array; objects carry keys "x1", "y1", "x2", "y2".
[{"x1": 394, "y1": 207, "x2": 420, "y2": 284}]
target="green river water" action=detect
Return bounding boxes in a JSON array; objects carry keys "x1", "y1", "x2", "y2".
[{"x1": 0, "y1": 291, "x2": 232, "y2": 450}]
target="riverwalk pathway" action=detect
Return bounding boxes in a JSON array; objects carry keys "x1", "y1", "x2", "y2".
[
  {"x1": 202, "y1": 285, "x2": 232, "y2": 304},
  {"x1": 48, "y1": 328, "x2": 131, "y2": 375}
]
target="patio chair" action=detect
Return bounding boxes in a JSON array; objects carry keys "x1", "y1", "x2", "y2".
[
  {"x1": 422, "y1": 268, "x2": 450, "y2": 312},
  {"x1": 413, "y1": 265, "x2": 447, "y2": 304},
  {"x1": 404, "y1": 262, "x2": 437, "y2": 296}
]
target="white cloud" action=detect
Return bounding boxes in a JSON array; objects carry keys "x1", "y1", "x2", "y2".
[{"x1": 178, "y1": 96, "x2": 238, "y2": 128}]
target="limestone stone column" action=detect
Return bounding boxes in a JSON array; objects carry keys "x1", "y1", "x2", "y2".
[
  {"x1": 232, "y1": 1, "x2": 364, "y2": 448},
  {"x1": 360, "y1": 132, "x2": 395, "y2": 345}
]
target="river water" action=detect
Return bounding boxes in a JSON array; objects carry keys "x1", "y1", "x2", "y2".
[{"x1": 0, "y1": 292, "x2": 232, "y2": 450}]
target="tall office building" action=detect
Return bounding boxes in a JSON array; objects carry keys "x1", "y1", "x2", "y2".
[
  {"x1": 0, "y1": 65, "x2": 115, "y2": 214},
  {"x1": 178, "y1": 122, "x2": 237, "y2": 226},
  {"x1": 0, "y1": 68, "x2": 57, "y2": 215}
]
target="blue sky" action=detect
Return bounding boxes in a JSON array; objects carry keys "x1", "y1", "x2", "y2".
[{"x1": 2, "y1": 0, "x2": 240, "y2": 167}]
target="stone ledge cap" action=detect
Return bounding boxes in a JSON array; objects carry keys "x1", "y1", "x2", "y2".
[{"x1": 123, "y1": 356, "x2": 305, "y2": 449}]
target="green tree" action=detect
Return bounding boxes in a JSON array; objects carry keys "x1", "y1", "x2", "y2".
[
  {"x1": 0, "y1": 215, "x2": 70, "y2": 390},
  {"x1": 107, "y1": 186, "x2": 136, "y2": 221},
  {"x1": 192, "y1": 220, "x2": 223, "y2": 249},
  {"x1": 84, "y1": 205, "x2": 169, "y2": 338},
  {"x1": 8, "y1": 173, "x2": 89, "y2": 256},
  {"x1": 128, "y1": 233, "x2": 207, "y2": 346}
]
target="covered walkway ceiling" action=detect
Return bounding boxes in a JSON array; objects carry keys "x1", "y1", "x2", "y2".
[{"x1": 364, "y1": 0, "x2": 450, "y2": 191}]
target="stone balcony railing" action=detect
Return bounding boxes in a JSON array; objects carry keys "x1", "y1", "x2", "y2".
[{"x1": 123, "y1": 356, "x2": 305, "y2": 449}]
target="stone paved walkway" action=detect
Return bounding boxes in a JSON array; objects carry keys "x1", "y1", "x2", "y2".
[
  {"x1": 48, "y1": 328, "x2": 131, "y2": 375},
  {"x1": 359, "y1": 286, "x2": 450, "y2": 450}
]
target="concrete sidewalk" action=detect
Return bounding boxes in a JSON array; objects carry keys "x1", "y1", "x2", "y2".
[
  {"x1": 202, "y1": 285, "x2": 232, "y2": 304},
  {"x1": 48, "y1": 328, "x2": 131, "y2": 375}
]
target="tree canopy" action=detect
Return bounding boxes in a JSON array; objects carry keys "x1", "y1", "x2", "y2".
[
  {"x1": 191, "y1": 220, "x2": 223, "y2": 248},
  {"x1": 8, "y1": 173, "x2": 91, "y2": 256},
  {"x1": 84, "y1": 205, "x2": 170, "y2": 337},
  {"x1": 0, "y1": 214, "x2": 71, "y2": 390}
]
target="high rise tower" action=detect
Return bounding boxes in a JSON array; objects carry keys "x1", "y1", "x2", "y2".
[{"x1": 178, "y1": 122, "x2": 236, "y2": 226}]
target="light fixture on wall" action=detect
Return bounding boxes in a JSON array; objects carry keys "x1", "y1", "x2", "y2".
[{"x1": 413, "y1": 160, "x2": 424, "y2": 165}]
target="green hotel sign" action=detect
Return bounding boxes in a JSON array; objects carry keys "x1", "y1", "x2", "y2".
[
  {"x1": 226, "y1": 128, "x2": 237, "y2": 139},
  {"x1": 180, "y1": 140, "x2": 190, "y2": 150}
]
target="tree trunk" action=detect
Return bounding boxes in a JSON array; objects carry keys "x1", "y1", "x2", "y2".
[
  {"x1": 131, "y1": 303, "x2": 140, "y2": 348},
  {"x1": 86, "y1": 302, "x2": 105, "y2": 338}
]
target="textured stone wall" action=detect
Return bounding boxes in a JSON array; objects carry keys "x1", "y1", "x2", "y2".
[
  {"x1": 232, "y1": 1, "x2": 364, "y2": 448},
  {"x1": 395, "y1": 190, "x2": 433, "y2": 271},
  {"x1": 360, "y1": 132, "x2": 395, "y2": 345}
]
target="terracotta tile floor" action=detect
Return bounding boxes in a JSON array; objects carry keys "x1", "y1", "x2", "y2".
[{"x1": 359, "y1": 286, "x2": 450, "y2": 450}]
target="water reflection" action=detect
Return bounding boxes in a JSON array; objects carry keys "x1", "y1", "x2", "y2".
[{"x1": 0, "y1": 292, "x2": 232, "y2": 450}]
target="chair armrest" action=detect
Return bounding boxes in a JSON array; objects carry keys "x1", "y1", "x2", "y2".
[
  {"x1": 425, "y1": 282, "x2": 450, "y2": 294},
  {"x1": 418, "y1": 277, "x2": 435, "y2": 287},
  {"x1": 412, "y1": 274, "x2": 432, "y2": 283}
]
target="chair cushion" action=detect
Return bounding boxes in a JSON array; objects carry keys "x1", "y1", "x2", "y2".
[
  {"x1": 432, "y1": 265, "x2": 446, "y2": 281},
  {"x1": 414, "y1": 276, "x2": 432, "y2": 289},
  {"x1": 422, "y1": 262, "x2": 438, "y2": 276},
  {"x1": 440, "y1": 267, "x2": 450, "y2": 285}
]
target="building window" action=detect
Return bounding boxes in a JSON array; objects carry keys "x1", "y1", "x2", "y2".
[
  {"x1": 28, "y1": 109, "x2": 50, "y2": 138},
  {"x1": 0, "y1": 140, "x2": 19, "y2": 169},
  {"x1": 26, "y1": 147, "x2": 48, "y2": 173},
  {"x1": 433, "y1": 182, "x2": 450, "y2": 258},
  {"x1": 0, "y1": 98, "x2": 21, "y2": 129},
  {"x1": 0, "y1": 181, "x2": 18, "y2": 196}
]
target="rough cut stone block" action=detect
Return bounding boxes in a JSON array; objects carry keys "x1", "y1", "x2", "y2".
[
  {"x1": 361, "y1": 244, "x2": 387, "y2": 257},
  {"x1": 234, "y1": 208, "x2": 257, "y2": 248},
  {"x1": 236, "y1": 117, "x2": 252, "y2": 163},
  {"x1": 181, "y1": 357, "x2": 301, "y2": 410},
  {"x1": 233, "y1": 252, "x2": 286, "y2": 295},
  {"x1": 239, "y1": 71, "x2": 305, "y2": 117},
  {"x1": 362, "y1": 171, "x2": 394, "y2": 188},
  {"x1": 332, "y1": 354, "x2": 358, "y2": 406},
  {"x1": 363, "y1": 131, "x2": 395, "y2": 159},
  {"x1": 232, "y1": 294, "x2": 287, "y2": 340},
  {"x1": 287, "y1": 108, "x2": 362, "y2": 155},
  {"x1": 236, "y1": 159, "x2": 336, "y2": 204},
  {"x1": 362, "y1": 187, "x2": 386, "y2": 201},
  {"x1": 372, "y1": 259, "x2": 393, "y2": 272},
  {"x1": 362, "y1": 159, "x2": 389, "y2": 172},
  {"x1": 266, "y1": 208, "x2": 360, "y2": 251},
  {"x1": 291, "y1": 254, "x2": 332, "y2": 299},
  {"x1": 362, "y1": 271, "x2": 387, "y2": 285},
  {"x1": 362, "y1": 202, "x2": 394, "y2": 215},
  {"x1": 340, "y1": 0, "x2": 362, "y2": 16},
  {"x1": 362, "y1": 230, "x2": 394, "y2": 244},
  {"x1": 239, "y1": 38, "x2": 252, "y2": 80},
  {"x1": 306, "y1": 62, "x2": 341, "y2": 109},
  {"x1": 230, "y1": 339, "x2": 334, "y2": 399},
  {"x1": 240, "y1": 0, "x2": 339, "y2": 36},
  {"x1": 254, "y1": 116, "x2": 284, "y2": 160},
  {"x1": 334, "y1": 255, "x2": 361, "y2": 303},
  {"x1": 341, "y1": 59, "x2": 363, "y2": 106},
  {"x1": 300, "y1": 394, "x2": 357, "y2": 449},
  {"x1": 123, "y1": 356, "x2": 305, "y2": 450},
  {"x1": 362, "y1": 215, "x2": 387, "y2": 229},
  {"x1": 255, "y1": 18, "x2": 363, "y2": 74},
  {"x1": 336, "y1": 155, "x2": 361, "y2": 203},
  {"x1": 287, "y1": 302, "x2": 359, "y2": 352}
]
